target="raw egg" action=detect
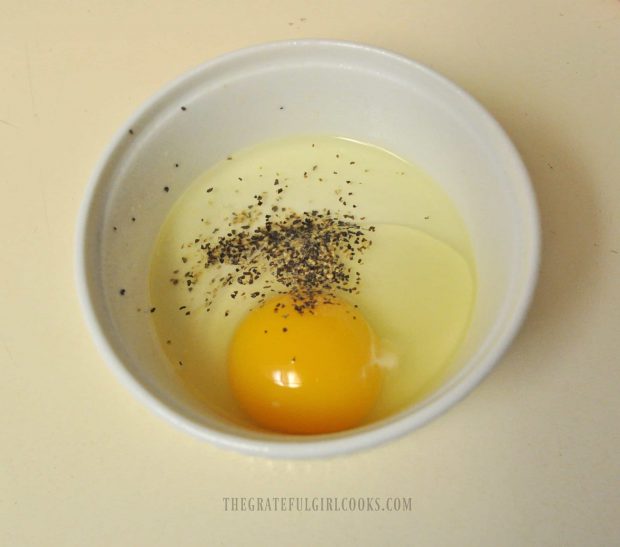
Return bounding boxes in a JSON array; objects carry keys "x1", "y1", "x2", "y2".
[
  {"x1": 228, "y1": 294, "x2": 383, "y2": 434},
  {"x1": 150, "y1": 135, "x2": 475, "y2": 431}
]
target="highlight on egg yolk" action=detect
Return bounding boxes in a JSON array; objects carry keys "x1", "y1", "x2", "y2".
[{"x1": 228, "y1": 294, "x2": 383, "y2": 434}]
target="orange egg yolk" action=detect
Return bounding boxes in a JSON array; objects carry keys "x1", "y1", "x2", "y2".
[{"x1": 228, "y1": 294, "x2": 383, "y2": 434}]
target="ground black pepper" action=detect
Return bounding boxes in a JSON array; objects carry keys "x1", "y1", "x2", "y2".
[{"x1": 183, "y1": 206, "x2": 374, "y2": 313}]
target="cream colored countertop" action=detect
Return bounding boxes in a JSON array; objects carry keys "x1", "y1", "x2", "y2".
[{"x1": 2, "y1": 1, "x2": 619, "y2": 545}]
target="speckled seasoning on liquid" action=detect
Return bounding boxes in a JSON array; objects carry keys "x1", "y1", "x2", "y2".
[{"x1": 148, "y1": 135, "x2": 476, "y2": 425}]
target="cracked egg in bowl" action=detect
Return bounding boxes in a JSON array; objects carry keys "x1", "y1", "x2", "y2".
[{"x1": 76, "y1": 41, "x2": 539, "y2": 458}]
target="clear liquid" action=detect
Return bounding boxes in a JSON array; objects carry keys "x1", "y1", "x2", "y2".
[{"x1": 149, "y1": 135, "x2": 476, "y2": 425}]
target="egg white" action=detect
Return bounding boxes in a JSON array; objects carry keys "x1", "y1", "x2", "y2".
[{"x1": 149, "y1": 135, "x2": 475, "y2": 425}]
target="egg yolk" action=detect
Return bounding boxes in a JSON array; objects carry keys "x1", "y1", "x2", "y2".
[{"x1": 228, "y1": 294, "x2": 383, "y2": 434}]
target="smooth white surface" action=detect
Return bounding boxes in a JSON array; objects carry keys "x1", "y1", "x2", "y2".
[{"x1": 76, "y1": 40, "x2": 539, "y2": 458}]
